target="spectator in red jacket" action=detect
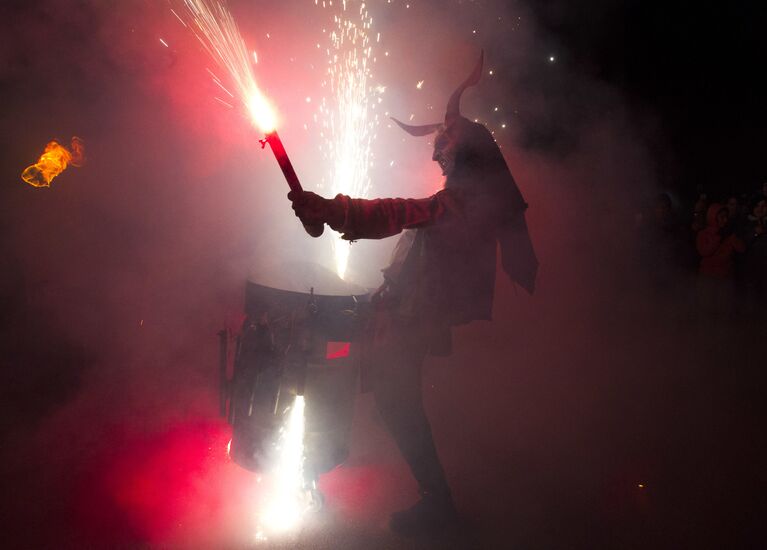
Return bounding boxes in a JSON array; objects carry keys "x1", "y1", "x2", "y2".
[
  {"x1": 697, "y1": 203, "x2": 745, "y2": 278},
  {"x1": 696, "y1": 202, "x2": 745, "y2": 320}
]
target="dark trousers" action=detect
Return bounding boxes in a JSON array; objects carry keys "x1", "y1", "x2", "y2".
[{"x1": 368, "y1": 314, "x2": 451, "y2": 498}]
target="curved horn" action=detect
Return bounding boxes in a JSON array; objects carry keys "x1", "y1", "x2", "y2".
[
  {"x1": 390, "y1": 117, "x2": 442, "y2": 136},
  {"x1": 445, "y1": 50, "x2": 484, "y2": 124}
]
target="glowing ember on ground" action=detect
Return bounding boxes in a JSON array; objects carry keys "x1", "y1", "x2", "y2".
[
  {"x1": 255, "y1": 396, "x2": 308, "y2": 541},
  {"x1": 175, "y1": 0, "x2": 277, "y2": 132},
  {"x1": 318, "y1": 0, "x2": 381, "y2": 279},
  {"x1": 21, "y1": 137, "x2": 84, "y2": 188}
]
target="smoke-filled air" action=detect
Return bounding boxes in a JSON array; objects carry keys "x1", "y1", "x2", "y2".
[{"x1": 0, "y1": 0, "x2": 763, "y2": 548}]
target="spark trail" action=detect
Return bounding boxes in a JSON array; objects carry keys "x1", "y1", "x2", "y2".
[
  {"x1": 175, "y1": 0, "x2": 276, "y2": 131},
  {"x1": 317, "y1": 0, "x2": 381, "y2": 279},
  {"x1": 255, "y1": 396, "x2": 308, "y2": 541}
]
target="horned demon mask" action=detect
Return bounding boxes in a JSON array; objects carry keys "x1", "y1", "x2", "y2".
[
  {"x1": 392, "y1": 51, "x2": 539, "y2": 294},
  {"x1": 391, "y1": 51, "x2": 491, "y2": 179}
]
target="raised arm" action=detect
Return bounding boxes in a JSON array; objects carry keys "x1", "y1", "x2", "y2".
[{"x1": 289, "y1": 189, "x2": 465, "y2": 241}]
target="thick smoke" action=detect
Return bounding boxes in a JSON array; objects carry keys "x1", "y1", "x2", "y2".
[{"x1": 0, "y1": 1, "x2": 758, "y2": 548}]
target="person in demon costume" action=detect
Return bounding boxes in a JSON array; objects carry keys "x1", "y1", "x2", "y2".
[{"x1": 289, "y1": 51, "x2": 538, "y2": 535}]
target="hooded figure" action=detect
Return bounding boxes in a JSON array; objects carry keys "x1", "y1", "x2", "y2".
[{"x1": 289, "y1": 51, "x2": 537, "y2": 535}]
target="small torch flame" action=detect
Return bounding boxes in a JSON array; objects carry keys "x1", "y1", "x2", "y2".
[{"x1": 21, "y1": 137, "x2": 84, "y2": 188}]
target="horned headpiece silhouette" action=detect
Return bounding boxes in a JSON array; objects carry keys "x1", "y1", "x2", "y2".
[{"x1": 391, "y1": 50, "x2": 484, "y2": 137}]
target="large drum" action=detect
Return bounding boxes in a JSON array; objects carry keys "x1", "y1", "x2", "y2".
[{"x1": 221, "y1": 262, "x2": 370, "y2": 485}]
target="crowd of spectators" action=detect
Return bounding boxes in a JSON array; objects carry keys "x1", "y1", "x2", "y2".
[{"x1": 635, "y1": 181, "x2": 767, "y2": 322}]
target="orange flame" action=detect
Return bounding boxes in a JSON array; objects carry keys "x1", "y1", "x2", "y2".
[{"x1": 21, "y1": 137, "x2": 85, "y2": 188}]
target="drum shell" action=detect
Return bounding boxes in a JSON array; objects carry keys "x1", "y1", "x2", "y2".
[{"x1": 229, "y1": 282, "x2": 369, "y2": 475}]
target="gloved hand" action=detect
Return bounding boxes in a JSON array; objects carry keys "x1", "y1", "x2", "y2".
[{"x1": 288, "y1": 190, "x2": 345, "y2": 228}]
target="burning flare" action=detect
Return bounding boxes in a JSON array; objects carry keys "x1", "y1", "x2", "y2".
[{"x1": 21, "y1": 137, "x2": 84, "y2": 188}]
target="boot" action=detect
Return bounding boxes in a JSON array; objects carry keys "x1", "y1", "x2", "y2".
[{"x1": 389, "y1": 489, "x2": 459, "y2": 536}]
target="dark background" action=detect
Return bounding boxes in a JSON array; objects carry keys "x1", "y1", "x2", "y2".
[
  {"x1": 529, "y1": 0, "x2": 765, "y2": 195},
  {"x1": 1, "y1": 1, "x2": 764, "y2": 548}
]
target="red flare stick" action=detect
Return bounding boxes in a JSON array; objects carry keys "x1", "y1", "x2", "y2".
[{"x1": 260, "y1": 132, "x2": 324, "y2": 238}]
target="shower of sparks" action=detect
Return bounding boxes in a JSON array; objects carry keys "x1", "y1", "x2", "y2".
[
  {"x1": 171, "y1": 2, "x2": 311, "y2": 538},
  {"x1": 174, "y1": 0, "x2": 277, "y2": 132},
  {"x1": 170, "y1": 8, "x2": 187, "y2": 27},
  {"x1": 214, "y1": 96, "x2": 234, "y2": 109},
  {"x1": 255, "y1": 396, "x2": 308, "y2": 542},
  {"x1": 317, "y1": 0, "x2": 381, "y2": 280}
]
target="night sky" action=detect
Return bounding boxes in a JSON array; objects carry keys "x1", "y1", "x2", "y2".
[
  {"x1": 1, "y1": 1, "x2": 765, "y2": 548},
  {"x1": 530, "y1": 0, "x2": 765, "y2": 193}
]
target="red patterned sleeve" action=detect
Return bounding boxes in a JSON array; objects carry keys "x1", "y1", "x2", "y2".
[{"x1": 330, "y1": 189, "x2": 464, "y2": 240}]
